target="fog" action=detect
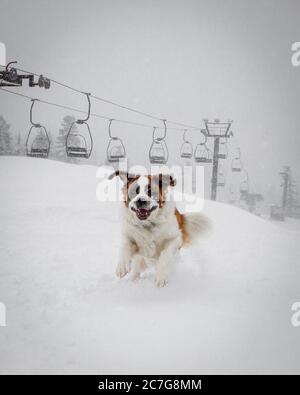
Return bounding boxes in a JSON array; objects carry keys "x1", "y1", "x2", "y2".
[{"x1": 0, "y1": 0, "x2": 299, "y2": 204}]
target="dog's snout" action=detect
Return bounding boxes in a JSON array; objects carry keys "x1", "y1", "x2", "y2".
[{"x1": 136, "y1": 197, "x2": 148, "y2": 208}]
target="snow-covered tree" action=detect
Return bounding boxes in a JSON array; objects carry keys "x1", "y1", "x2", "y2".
[
  {"x1": 14, "y1": 132, "x2": 26, "y2": 156},
  {"x1": 0, "y1": 115, "x2": 13, "y2": 155},
  {"x1": 285, "y1": 168, "x2": 300, "y2": 218}
]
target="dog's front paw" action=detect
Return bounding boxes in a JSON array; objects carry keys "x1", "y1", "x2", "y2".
[
  {"x1": 155, "y1": 275, "x2": 168, "y2": 288},
  {"x1": 131, "y1": 271, "x2": 140, "y2": 282},
  {"x1": 116, "y1": 261, "x2": 129, "y2": 278}
]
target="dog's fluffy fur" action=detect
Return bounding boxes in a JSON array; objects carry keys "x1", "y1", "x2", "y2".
[{"x1": 109, "y1": 171, "x2": 209, "y2": 287}]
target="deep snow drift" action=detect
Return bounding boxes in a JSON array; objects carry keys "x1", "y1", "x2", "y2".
[{"x1": 0, "y1": 156, "x2": 299, "y2": 374}]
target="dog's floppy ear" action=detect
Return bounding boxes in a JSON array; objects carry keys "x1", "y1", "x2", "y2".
[
  {"x1": 109, "y1": 171, "x2": 139, "y2": 207},
  {"x1": 158, "y1": 174, "x2": 177, "y2": 188},
  {"x1": 108, "y1": 170, "x2": 125, "y2": 181},
  {"x1": 108, "y1": 171, "x2": 137, "y2": 184}
]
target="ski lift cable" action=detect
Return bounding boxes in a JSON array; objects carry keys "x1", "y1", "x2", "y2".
[
  {"x1": 0, "y1": 87, "x2": 188, "y2": 131},
  {"x1": 0, "y1": 64, "x2": 201, "y2": 131}
]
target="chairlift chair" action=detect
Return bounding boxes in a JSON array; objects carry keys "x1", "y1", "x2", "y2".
[
  {"x1": 217, "y1": 177, "x2": 225, "y2": 187},
  {"x1": 149, "y1": 123, "x2": 169, "y2": 164},
  {"x1": 240, "y1": 181, "x2": 249, "y2": 193},
  {"x1": 194, "y1": 143, "x2": 212, "y2": 163},
  {"x1": 66, "y1": 122, "x2": 92, "y2": 159},
  {"x1": 26, "y1": 100, "x2": 50, "y2": 158},
  {"x1": 180, "y1": 130, "x2": 193, "y2": 159},
  {"x1": 194, "y1": 130, "x2": 212, "y2": 163},
  {"x1": 229, "y1": 184, "x2": 237, "y2": 204},
  {"x1": 231, "y1": 158, "x2": 242, "y2": 172},
  {"x1": 217, "y1": 169, "x2": 226, "y2": 187},
  {"x1": 180, "y1": 142, "x2": 193, "y2": 159},
  {"x1": 231, "y1": 147, "x2": 242, "y2": 172},
  {"x1": 66, "y1": 93, "x2": 93, "y2": 159},
  {"x1": 107, "y1": 138, "x2": 126, "y2": 163},
  {"x1": 218, "y1": 139, "x2": 228, "y2": 159},
  {"x1": 27, "y1": 130, "x2": 50, "y2": 158},
  {"x1": 240, "y1": 171, "x2": 249, "y2": 193},
  {"x1": 106, "y1": 119, "x2": 126, "y2": 163},
  {"x1": 66, "y1": 134, "x2": 89, "y2": 158},
  {"x1": 149, "y1": 139, "x2": 168, "y2": 164}
]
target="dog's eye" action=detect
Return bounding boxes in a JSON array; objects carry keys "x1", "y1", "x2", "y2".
[
  {"x1": 136, "y1": 186, "x2": 140, "y2": 194},
  {"x1": 147, "y1": 186, "x2": 151, "y2": 197}
]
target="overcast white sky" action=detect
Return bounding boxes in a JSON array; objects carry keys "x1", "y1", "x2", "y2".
[{"x1": 0, "y1": 0, "x2": 299, "y2": 203}]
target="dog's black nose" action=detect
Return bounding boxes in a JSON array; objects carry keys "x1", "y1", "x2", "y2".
[{"x1": 136, "y1": 198, "x2": 148, "y2": 208}]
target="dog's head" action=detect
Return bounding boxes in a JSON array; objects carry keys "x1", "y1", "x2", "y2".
[{"x1": 109, "y1": 171, "x2": 176, "y2": 221}]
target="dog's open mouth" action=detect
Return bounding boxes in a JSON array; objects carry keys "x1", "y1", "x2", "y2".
[
  {"x1": 136, "y1": 208, "x2": 151, "y2": 220},
  {"x1": 131, "y1": 206, "x2": 157, "y2": 220}
]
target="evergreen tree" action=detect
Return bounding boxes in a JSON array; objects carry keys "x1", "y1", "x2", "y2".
[
  {"x1": 286, "y1": 170, "x2": 299, "y2": 217},
  {"x1": 0, "y1": 115, "x2": 13, "y2": 155},
  {"x1": 47, "y1": 129, "x2": 53, "y2": 158},
  {"x1": 14, "y1": 132, "x2": 26, "y2": 156}
]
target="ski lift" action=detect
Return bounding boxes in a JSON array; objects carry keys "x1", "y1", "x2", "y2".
[
  {"x1": 106, "y1": 119, "x2": 126, "y2": 163},
  {"x1": 217, "y1": 176, "x2": 225, "y2": 187},
  {"x1": 218, "y1": 138, "x2": 228, "y2": 159},
  {"x1": 149, "y1": 120, "x2": 169, "y2": 164},
  {"x1": 194, "y1": 131, "x2": 212, "y2": 163},
  {"x1": 66, "y1": 92, "x2": 93, "y2": 158},
  {"x1": 232, "y1": 158, "x2": 242, "y2": 172},
  {"x1": 194, "y1": 144, "x2": 212, "y2": 163},
  {"x1": 149, "y1": 139, "x2": 168, "y2": 164},
  {"x1": 66, "y1": 134, "x2": 89, "y2": 158},
  {"x1": 240, "y1": 171, "x2": 249, "y2": 193},
  {"x1": 231, "y1": 148, "x2": 242, "y2": 172},
  {"x1": 0, "y1": 61, "x2": 51, "y2": 89},
  {"x1": 26, "y1": 99, "x2": 50, "y2": 158},
  {"x1": 180, "y1": 130, "x2": 193, "y2": 159},
  {"x1": 229, "y1": 184, "x2": 237, "y2": 204}
]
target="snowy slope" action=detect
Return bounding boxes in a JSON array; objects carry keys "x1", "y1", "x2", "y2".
[{"x1": 0, "y1": 156, "x2": 299, "y2": 374}]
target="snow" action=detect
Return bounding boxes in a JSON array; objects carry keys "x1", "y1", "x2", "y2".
[{"x1": 0, "y1": 156, "x2": 299, "y2": 374}]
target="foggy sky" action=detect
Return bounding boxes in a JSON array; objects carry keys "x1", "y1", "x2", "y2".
[{"x1": 0, "y1": 0, "x2": 299, "y2": 203}]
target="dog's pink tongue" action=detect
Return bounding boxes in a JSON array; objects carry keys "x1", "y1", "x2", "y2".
[{"x1": 137, "y1": 209, "x2": 150, "y2": 220}]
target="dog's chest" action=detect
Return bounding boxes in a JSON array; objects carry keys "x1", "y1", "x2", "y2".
[
  {"x1": 122, "y1": 203, "x2": 180, "y2": 258},
  {"x1": 130, "y1": 223, "x2": 164, "y2": 257},
  {"x1": 126, "y1": 218, "x2": 179, "y2": 259}
]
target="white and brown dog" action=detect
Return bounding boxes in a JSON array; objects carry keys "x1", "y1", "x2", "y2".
[{"x1": 109, "y1": 171, "x2": 209, "y2": 287}]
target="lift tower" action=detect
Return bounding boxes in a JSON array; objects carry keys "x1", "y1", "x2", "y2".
[{"x1": 203, "y1": 119, "x2": 233, "y2": 201}]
